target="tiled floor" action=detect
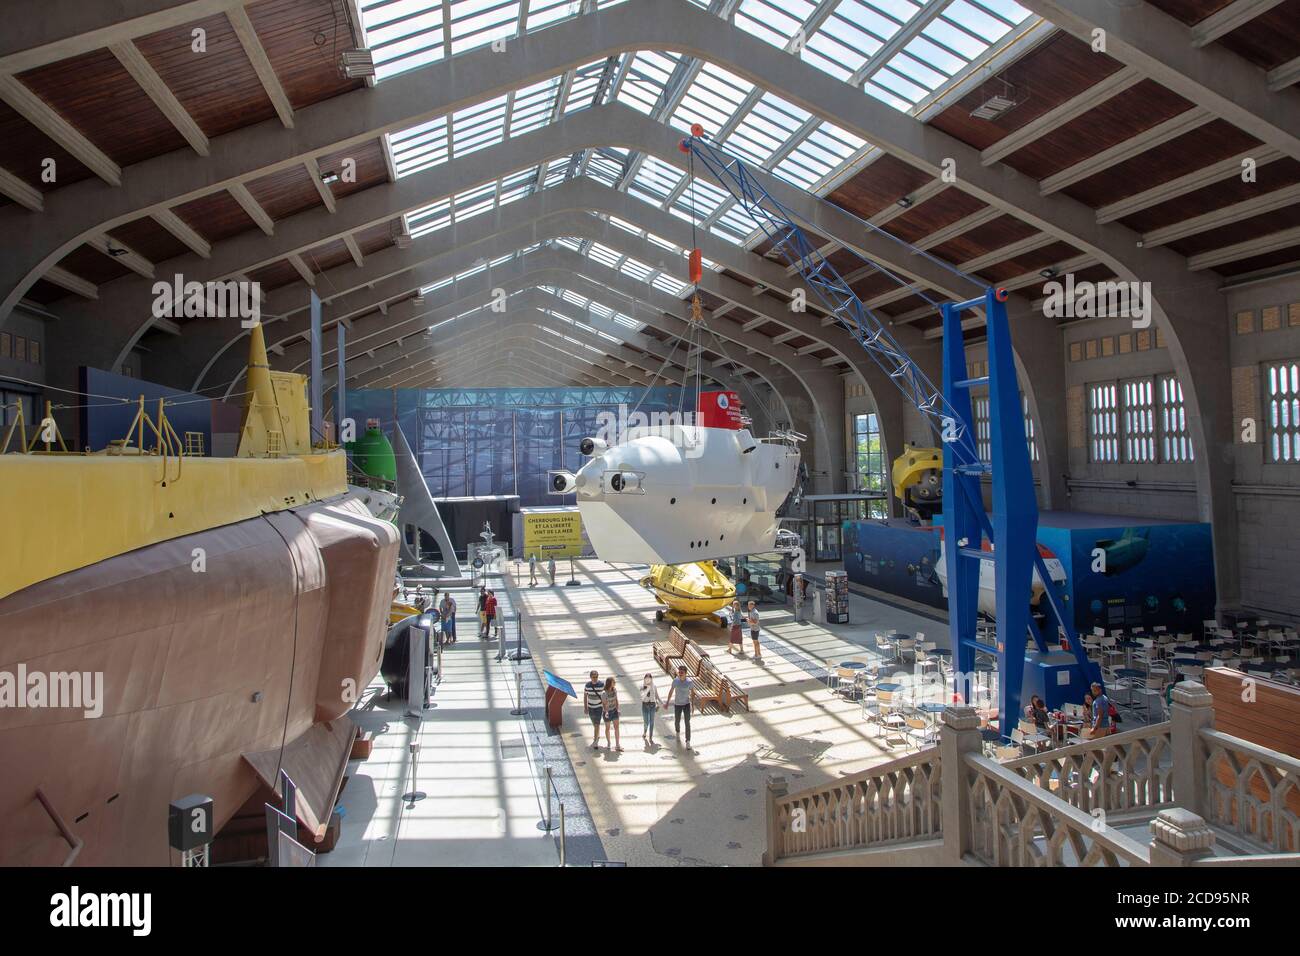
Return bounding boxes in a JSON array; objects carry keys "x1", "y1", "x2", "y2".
[
  {"x1": 505, "y1": 560, "x2": 921, "y2": 866},
  {"x1": 320, "y1": 586, "x2": 561, "y2": 867}
]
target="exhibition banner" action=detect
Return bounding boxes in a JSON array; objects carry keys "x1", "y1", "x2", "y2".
[{"x1": 522, "y1": 510, "x2": 583, "y2": 557}]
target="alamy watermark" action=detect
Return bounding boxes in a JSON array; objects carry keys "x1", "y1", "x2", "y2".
[
  {"x1": 1042, "y1": 274, "x2": 1151, "y2": 328},
  {"x1": 592, "y1": 404, "x2": 705, "y2": 459},
  {"x1": 151, "y1": 274, "x2": 262, "y2": 328},
  {"x1": 0, "y1": 665, "x2": 103, "y2": 718}
]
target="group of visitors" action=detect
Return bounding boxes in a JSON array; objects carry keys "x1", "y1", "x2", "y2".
[
  {"x1": 527, "y1": 553, "x2": 558, "y2": 587},
  {"x1": 476, "y1": 585, "x2": 500, "y2": 639},
  {"x1": 726, "y1": 600, "x2": 763, "y2": 662},
  {"x1": 583, "y1": 668, "x2": 697, "y2": 752}
]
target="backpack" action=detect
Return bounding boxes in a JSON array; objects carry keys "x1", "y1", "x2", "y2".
[{"x1": 1109, "y1": 702, "x2": 1121, "y2": 723}]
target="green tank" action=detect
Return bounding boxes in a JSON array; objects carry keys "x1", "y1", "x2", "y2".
[{"x1": 347, "y1": 420, "x2": 397, "y2": 485}]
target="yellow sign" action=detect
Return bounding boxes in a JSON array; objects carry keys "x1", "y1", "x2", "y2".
[{"x1": 522, "y1": 510, "x2": 583, "y2": 558}]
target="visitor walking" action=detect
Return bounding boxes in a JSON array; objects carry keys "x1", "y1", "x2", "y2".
[
  {"x1": 728, "y1": 600, "x2": 744, "y2": 656},
  {"x1": 668, "y1": 665, "x2": 693, "y2": 751},
  {"x1": 1087, "y1": 682, "x2": 1114, "y2": 738},
  {"x1": 528, "y1": 553, "x2": 538, "y2": 586},
  {"x1": 439, "y1": 592, "x2": 456, "y2": 645},
  {"x1": 484, "y1": 589, "x2": 498, "y2": 640},
  {"x1": 547, "y1": 555, "x2": 557, "y2": 585},
  {"x1": 477, "y1": 586, "x2": 488, "y2": 637},
  {"x1": 640, "y1": 673, "x2": 662, "y2": 746},
  {"x1": 747, "y1": 600, "x2": 763, "y2": 663},
  {"x1": 584, "y1": 670, "x2": 605, "y2": 749},
  {"x1": 602, "y1": 677, "x2": 623, "y2": 752}
]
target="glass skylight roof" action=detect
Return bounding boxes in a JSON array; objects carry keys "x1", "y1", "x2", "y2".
[{"x1": 365, "y1": 0, "x2": 1036, "y2": 364}]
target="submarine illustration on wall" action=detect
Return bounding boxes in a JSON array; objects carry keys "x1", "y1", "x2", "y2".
[
  {"x1": 1092, "y1": 526, "x2": 1150, "y2": 576},
  {"x1": 550, "y1": 420, "x2": 802, "y2": 566}
]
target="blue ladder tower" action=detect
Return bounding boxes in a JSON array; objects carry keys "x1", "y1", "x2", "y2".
[{"x1": 681, "y1": 129, "x2": 1094, "y2": 737}]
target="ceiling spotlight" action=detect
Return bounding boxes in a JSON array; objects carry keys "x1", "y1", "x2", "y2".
[
  {"x1": 896, "y1": 196, "x2": 913, "y2": 209},
  {"x1": 1040, "y1": 267, "x2": 1057, "y2": 279},
  {"x1": 106, "y1": 243, "x2": 127, "y2": 258},
  {"x1": 1135, "y1": 239, "x2": 1145, "y2": 248},
  {"x1": 339, "y1": 49, "x2": 375, "y2": 79},
  {"x1": 321, "y1": 171, "x2": 340, "y2": 185}
]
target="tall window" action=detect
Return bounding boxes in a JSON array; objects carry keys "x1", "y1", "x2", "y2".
[
  {"x1": 973, "y1": 395, "x2": 991, "y2": 461},
  {"x1": 971, "y1": 393, "x2": 1038, "y2": 463},
  {"x1": 852, "y1": 413, "x2": 885, "y2": 491},
  {"x1": 1122, "y1": 378, "x2": 1156, "y2": 463},
  {"x1": 1266, "y1": 360, "x2": 1300, "y2": 463},
  {"x1": 1089, "y1": 383, "x2": 1119, "y2": 463},
  {"x1": 1160, "y1": 374, "x2": 1193, "y2": 462},
  {"x1": 1023, "y1": 395, "x2": 1040, "y2": 462}
]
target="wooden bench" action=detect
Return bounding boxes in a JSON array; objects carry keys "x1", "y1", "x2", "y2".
[
  {"x1": 691, "y1": 657, "x2": 725, "y2": 712},
  {"x1": 654, "y1": 627, "x2": 688, "y2": 674},
  {"x1": 721, "y1": 675, "x2": 749, "y2": 712}
]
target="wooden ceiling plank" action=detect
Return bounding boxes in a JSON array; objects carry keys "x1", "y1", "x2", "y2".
[
  {"x1": 0, "y1": 74, "x2": 121, "y2": 186},
  {"x1": 1142, "y1": 182, "x2": 1300, "y2": 247},
  {"x1": 1191, "y1": 0, "x2": 1287, "y2": 48},
  {"x1": 1096, "y1": 147, "x2": 1284, "y2": 223},
  {"x1": 980, "y1": 66, "x2": 1143, "y2": 167},
  {"x1": 227, "y1": 5, "x2": 293, "y2": 129},
  {"x1": 88, "y1": 232, "x2": 154, "y2": 278},
  {"x1": 304, "y1": 157, "x2": 337, "y2": 213},
  {"x1": 152, "y1": 208, "x2": 211, "y2": 258},
  {"x1": 1040, "y1": 107, "x2": 1215, "y2": 195},
  {"x1": 0, "y1": 165, "x2": 43, "y2": 211},
  {"x1": 1188, "y1": 224, "x2": 1300, "y2": 270},
  {"x1": 914, "y1": 206, "x2": 1002, "y2": 251},
  {"x1": 108, "y1": 40, "x2": 209, "y2": 156},
  {"x1": 958, "y1": 233, "x2": 1055, "y2": 272},
  {"x1": 228, "y1": 181, "x2": 274, "y2": 235},
  {"x1": 44, "y1": 265, "x2": 98, "y2": 298}
]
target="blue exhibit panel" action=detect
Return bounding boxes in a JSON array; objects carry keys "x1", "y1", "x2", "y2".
[
  {"x1": 841, "y1": 519, "x2": 945, "y2": 609},
  {"x1": 81, "y1": 366, "x2": 212, "y2": 454},
  {"x1": 1035, "y1": 517, "x2": 1215, "y2": 636}
]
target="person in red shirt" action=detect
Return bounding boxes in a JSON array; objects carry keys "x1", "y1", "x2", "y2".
[{"x1": 483, "y1": 589, "x2": 498, "y2": 640}]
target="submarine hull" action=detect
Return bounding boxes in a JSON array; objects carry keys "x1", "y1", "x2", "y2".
[{"x1": 0, "y1": 494, "x2": 398, "y2": 866}]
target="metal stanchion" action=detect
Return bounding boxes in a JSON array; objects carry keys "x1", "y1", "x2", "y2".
[
  {"x1": 558, "y1": 802, "x2": 566, "y2": 867},
  {"x1": 510, "y1": 667, "x2": 526, "y2": 716},
  {"x1": 538, "y1": 766, "x2": 559, "y2": 832},
  {"x1": 565, "y1": 556, "x2": 581, "y2": 587}
]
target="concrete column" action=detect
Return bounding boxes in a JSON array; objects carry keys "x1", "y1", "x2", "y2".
[
  {"x1": 761, "y1": 773, "x2": 788, "y2": 867},
  {"x1": 1169, "y1": 680, "x2": 1216, "y2": 819},
  {"x1": 939, "y1": 704, "x2": 984, "y2": 865},
  {"x1": 1148, "y1": 808, "x2": 1217, "y2": 866}
]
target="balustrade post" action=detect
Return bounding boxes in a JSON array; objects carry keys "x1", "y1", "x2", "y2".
[
  {"x1": 1170, "y1": 681, "x2": 1215, "y2": 818},
  {"x1": 762, "y1": 774, "x2": 788, "y2": 867},
  {"x1": 1148, "y1": 807, "x2": 1216, "y2": 866},
  {"x1": 940, "y1": 705, "x2": 983, "y2": 865}
]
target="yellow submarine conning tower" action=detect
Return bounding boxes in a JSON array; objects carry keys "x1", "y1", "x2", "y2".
[{"x1": 239, "y1": 322, "x2": 313, "y2": 457}]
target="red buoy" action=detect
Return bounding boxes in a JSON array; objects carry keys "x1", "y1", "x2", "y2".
[
  {"x1": 688, "y1": 248, "x2": 703, "y2": 285},
  {"x1": 690, "y1": 123, "x2": 704, "y2": 137}
]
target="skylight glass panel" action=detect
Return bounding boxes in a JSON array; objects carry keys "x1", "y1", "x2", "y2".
[
  {"x1": 389, "y1": 115, "x2": 449, "y2": 176},
  {"x1": 407, "y1": 196, "x2": 452, "y2": 237},
  {"x1": 449, "y1": 0, "x2": 522, "y2": 55},
  {"x1": 671, "y1": 176, "x2": 730, "y2": 223},
  {"x1": 629, "y1": 156, "x2": 684, "y2": 206},
  {"x1": 362, "y1": 1, "x2": 446, "y2": 79},
  {"x1": 774, "y1": 121, "x2": 867, "y2": 188},
  {"x1": 619, "y1": 257, "x2": 653, "y2": 282},
  {"x1": 525, "y1": 0, "x2": 581, "y2": 32},
  {"x1": 587, "y1": 243, "x2": 621, "y2": 269},
  {"x1": 451, "y1": 95, "x2": 508, "y2": 157},
  {"x1": 733, "y1": 0, "x2": 810, "y2": 50},
  {"x1": 509, "y1": 77, "x2": 563, "y2": 136},
  {"x1": 616, "y1": 52, "x2": 680, "y2": 116},
  {"x1": 669, "y1": 64, "x2": 753, "y2": 135},
  {"x1": 652, "y1": 272, "x2": 688, "y2": 296},
  {"x1": 565, "y1": 60, "x2": 614, "y2": 113}
]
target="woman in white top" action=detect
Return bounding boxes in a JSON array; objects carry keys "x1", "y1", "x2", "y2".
[{"x1": 640, "y1": 673, "x2": 663, "y2": 746}]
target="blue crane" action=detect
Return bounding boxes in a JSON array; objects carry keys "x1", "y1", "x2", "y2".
[{"x1": 679, "y1": 127, "x2": 1099, "y2": 737}]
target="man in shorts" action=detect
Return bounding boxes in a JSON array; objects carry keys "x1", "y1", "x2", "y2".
[
  {"x1": 747, "y1": 600, "x2": 763, "y2": 663},
  {"x1": 583, "y1": 670, "x2": 605, "y2": 749}
]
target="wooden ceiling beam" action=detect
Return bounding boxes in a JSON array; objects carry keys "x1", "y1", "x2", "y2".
[
  {"x1": 0, "y1": 74, "x2": 121, "y2": 186},
  {"x1": 109, "y1": 40, "x2": 209, "y2": 156},
  {"x1": 227, "y1": 5, "x2": 294, "y2": 129}
]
